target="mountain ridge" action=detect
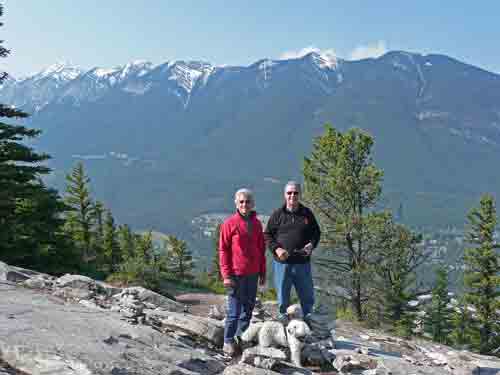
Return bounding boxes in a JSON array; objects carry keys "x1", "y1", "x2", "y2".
[{"x1": 1, "y1": 50, "x2": 499, "y2": 235}]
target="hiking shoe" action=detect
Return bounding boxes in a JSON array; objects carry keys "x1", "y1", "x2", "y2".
[
  {"x1": 277, "y1": 313, "x2": 289, "y2": 325},
  {"x1": 223, "y1": 342, "x2": 238, "y2": 357}
]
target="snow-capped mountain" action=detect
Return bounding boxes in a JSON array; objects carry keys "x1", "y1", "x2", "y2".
[
  {"x1": 1, "y1": 51, "x2": 500, "y2": 232},
  {"x1": 1, "y1": 62, "x2": 82, "y2": 111},
  {"x1": 2, "y1": 52, "x2": 345, "y2": 112}
]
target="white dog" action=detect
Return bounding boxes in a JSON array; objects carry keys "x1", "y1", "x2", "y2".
[{"x1": 241, "y1": 319, "x2": 311, "y2": 367}]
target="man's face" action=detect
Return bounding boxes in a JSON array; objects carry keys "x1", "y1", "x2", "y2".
[
  {"x1": 236, "y1": 194, "x2": 253, "y2": 216},
  {"x1": 285, "y1": 185, "x2": 300, "y2": 208}
]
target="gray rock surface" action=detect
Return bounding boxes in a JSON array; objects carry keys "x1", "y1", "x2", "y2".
[
  {"x1": 0, "y1": 283, "x2": 224, "y2": 375},
  {"x1": 0, "y1": 261, "x2": 499, "y2": 375}
]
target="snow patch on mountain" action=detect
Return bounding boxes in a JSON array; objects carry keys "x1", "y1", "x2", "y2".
[
  {"x1": 31, "y1": 62, "x2": 82, "y2": 82},
  {"x1": 167, "y1": 61, "x2": 214, "y2": 94}
]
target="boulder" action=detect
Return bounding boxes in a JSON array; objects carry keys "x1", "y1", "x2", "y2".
[
  {"x1": 0, "y1": 262, "x2": 33, "y2": 283},
  {"x1": 332, "y1": 351, "x2": 378, "y2": 373},
  {"x1": 223, "y1": 363, "x2": 281, "y2": 375},
  {"x1": 240, "y1": 346, "x2": 287, "y2": 364},
  {"x1": 146, "y1": 309, "x2": 224, "y2": 347},
  {"x1": 113, "y1": 286, "x2": 184, "y2": 312},
  {"x1": 208, "y1": 304, "x2": 225, "y2": 320}
]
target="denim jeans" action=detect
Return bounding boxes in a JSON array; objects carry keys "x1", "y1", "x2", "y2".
[
  {"x1": 224, "y1": 273, "x2": 258, "y2": 343},
  {"x1": 273, "y1": 260, "x2": 314, "y2": 317}
]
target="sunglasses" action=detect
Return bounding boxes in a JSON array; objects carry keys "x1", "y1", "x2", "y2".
[
  {"x1": 239, "y1": 200, "x2": 252, "y2": 204},
  {"x1": 286, "y1": 191, "x2": 299, "y2": 196}
]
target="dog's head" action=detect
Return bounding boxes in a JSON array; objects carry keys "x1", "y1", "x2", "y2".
[{"x1": 286, "y1": 319, "x2": 311, "y2": 340}]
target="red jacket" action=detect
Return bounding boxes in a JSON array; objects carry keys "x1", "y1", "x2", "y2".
[{"x1": 219, "y1": 211, "x2": 266, "y2": 279}]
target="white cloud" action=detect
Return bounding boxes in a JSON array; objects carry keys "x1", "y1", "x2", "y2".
[
  {"x1": 279, "y1": 46, "x2": 337, "y2": 60},
  {"x1": 348, "y1": 41, "x2": 387, "y2": 60}
]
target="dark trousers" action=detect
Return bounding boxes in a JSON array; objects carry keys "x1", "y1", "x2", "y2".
[{"x1": 224, "y1": 273, "x2": 258, "y2": 343}]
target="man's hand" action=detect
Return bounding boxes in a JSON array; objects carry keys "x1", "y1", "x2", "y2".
[
  {"x1": 275, "y1": 248, "x2": 289, "y2": 261},
  {"x1": 304, "y1": 242, "x2": 313, "y2": 256},
  {"x1": 223, "y1": 278, "x2": 234, "y2": 288}
]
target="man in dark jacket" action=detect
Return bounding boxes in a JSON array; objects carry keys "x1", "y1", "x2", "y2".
[{"x1": 264, "y1": 181, "x2": 320, "y2": 323}]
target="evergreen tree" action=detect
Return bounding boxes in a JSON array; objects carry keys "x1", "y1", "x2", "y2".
[
  {"x1": 450, "y1": 295, "x2": 474, "y2": 349},
  {"x1": 165, "y1": 235, "x2": 194, "y2": 280},
  {"x1": 463, "y1": 194, "x2": 500, "y2": 354},
  {"x1": 303, "y1": 125, "x2": 383, "y2": 320},
  {"x1": 425, "y1": 267, "x2": 454, "y2": 344},
  {"x1": 103, "y1": 210, "x2": 121, "y2": 273},
  {"x1": 64, "y1": 162, "x2": 94, "y2": 264},
  {"x1": 91, "y1": 200, "x2": 105, "y2": 265},
  {"x1": 373, "y1": 213, "x2": 426, "y2": 324},
  {"x1": 395, "y1": 309, "x2": 418, "y2": 339},
  {"x1": 136, "y1": 230, "x2": 154, "y2": 263},
  {"x1": 118, "y1": 224, "x2": 135, "y2": 259},
  {"x1": 0, "y1": 4, "x2": 70, "y2": 269},
  {"x1": 208, "y1": 223, "x2": 222, "y2": 283}
]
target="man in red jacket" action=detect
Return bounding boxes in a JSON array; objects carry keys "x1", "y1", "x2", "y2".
[{"x1": 219, "y1": 188, "x2": 266, "y2": 356}]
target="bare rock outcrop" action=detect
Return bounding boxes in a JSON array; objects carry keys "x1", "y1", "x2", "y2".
[{"x1": 1, "y1": 260, "x2": 499, "y2": 375}]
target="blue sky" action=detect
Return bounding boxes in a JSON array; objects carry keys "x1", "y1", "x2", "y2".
[{"x1": 2, "y1": 0, "x2": 499, "y2": 77}]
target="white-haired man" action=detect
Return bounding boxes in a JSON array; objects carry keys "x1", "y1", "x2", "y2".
[
  {"x1": 265, "y1": 181, "x2": 320, "y2": 325},
  {"x1": 219, "y1": 188, "x2": 266, "y2": 356}
]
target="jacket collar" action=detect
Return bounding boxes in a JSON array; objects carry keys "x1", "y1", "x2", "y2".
[
  {"x1": 281, "y1": 203, "x2": 304, "y2": 214},
  {"x1": 235, "y1": 210, "x2": 257, "y2": 220}
]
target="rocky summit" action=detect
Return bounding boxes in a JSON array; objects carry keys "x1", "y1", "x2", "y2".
[{"x1": 0, "y1": 261, "x2": 499, "y2": 374}]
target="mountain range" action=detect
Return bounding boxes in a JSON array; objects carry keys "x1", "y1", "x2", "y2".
[{"x1": 2, "y1": 51, "x2": 500, "y2": 237}]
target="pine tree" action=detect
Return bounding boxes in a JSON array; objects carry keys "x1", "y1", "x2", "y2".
[
  {"x1": 91, "y1": 200, "x2": 105, "y2": 265},
  {"x1": 463, "y1": 194, "x2": 500, "y2": 354},
  {"x1": 303, "y1": 125, "x2": 383, "y2": 320},
  {"x1": 208, "y1": 223, "x2": 222, "y2": 283},
  {"x1": 64, "y1": 162, "x2": 94, "y2": 264},
  {"x1": 136, "y1": 230, "x2": 154, "y2": 263},
  {"x1": 450, "y1": 295, "x2": 474, "y2": 349},
  {"x1": 395, "y1": 309, "x2": 417, "y2": 339},
  {"x1": 103, "y1": 210, "x2": 121, "y2": 273},
  {"x1": 373, "y1": 213, "x2": 426, "y2": 324},
  {"x1": 118, "y1": 224, "x2": 135, "y2": 259},
  {"x1": 0, "y1": 4, "x2": 69, "y2": 268},
  {"x1": 425, "y1": 267, "x2": 454, "y2": 344},
  {"x1": 165, "y1": 235, "x2": 194, "y2": 280}
]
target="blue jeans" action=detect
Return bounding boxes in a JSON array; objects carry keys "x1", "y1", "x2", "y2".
[
  {"x1": 224, "y1": 273, "x2": 258, "y2": 343},
  {"x1": 273, "y1": 260, "x2": 314, "y2": 317}
]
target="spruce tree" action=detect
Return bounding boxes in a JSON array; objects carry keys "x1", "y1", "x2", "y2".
[
  {"x1": 303, "y1": 125, "x2": 383, "y2": 320},
  {"x1": 91, "y1": 200, "x2": 105, "y2": 266},
  {"x1": 103, "y1": 210, "x2": 121, "y2": 273},
  {"x1": 425, "y1": 267, "x2": 454, "y2": 344},
  {"x1": 450, "y1": 295, "x2": 474, "y2": 349},
  {"x1": 118, "y1": 224, "x2": 136, "y2": 259},
  {"x1": 136, "y1": 230, "x2": 154, "y2": 263},
  {"x1": 373, "y1": 213, "x2": 426, "y2": 324},
  {"x1": 208, "y1": 223, "x2": 222, "y2": 283},
  {"x1": 0, "y1": 4, "x2": 69, "y2": 268},
  {"x1": 64, "y1": 162, "x2": 94, "y2": 264},
  {"x1": 463, "y1": 194, "x2": 500, "y2": 354},
  {"x1": 166, "y1": 235, "x2": 194, "y2": 280}
]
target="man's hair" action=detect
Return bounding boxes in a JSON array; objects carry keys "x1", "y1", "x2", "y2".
[
  {"x1": 234, "y1": 188, "x2": 254, "y2": 204},
  {"x1": 284, "y1": 181, "x2": 301, "y2": 194}
]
